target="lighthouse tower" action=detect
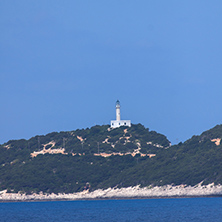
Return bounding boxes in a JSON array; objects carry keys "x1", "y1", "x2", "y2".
[
  {"x1": 116, "y1": 100, "x2": 121, "y2": 121},
  {"x1": 110, "y1": 100, "x2": 131, "y2": 128}
]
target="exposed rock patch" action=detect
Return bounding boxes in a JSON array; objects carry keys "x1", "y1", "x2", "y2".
[
  {"x1": 211, "y1": 138, "x2": 221, "y2": 146},
  {"x1": 1, "y1": 183, "x2": 222, "y2": 201},
  {"x1": 3, "y1": 145, "x2": 10, "y2": 149},
  {"x1": 94, "y1": 152, "x2": 156, "y2": 158},
  {"x1": 77, "y1": 136, "x2": 84, "y2": 142},
  {"x1": 30, "y1": 141, "x2": 67, "y2": 157}
]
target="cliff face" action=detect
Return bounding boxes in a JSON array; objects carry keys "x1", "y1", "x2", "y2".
[{"x1": 1, "y1": 124, "x2": 222, "y2": 194}]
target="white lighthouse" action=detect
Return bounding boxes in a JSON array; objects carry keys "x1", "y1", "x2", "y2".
[
  {"x1": 116, "y1": 100, "x2": 121, "y2": 121},
  {"x1": 110, "y1": 100, "x2": 131, "y2": 128}
]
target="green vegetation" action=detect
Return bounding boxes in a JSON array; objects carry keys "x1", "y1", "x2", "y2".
[{"x1": 1, "y1": 124, "x2": 222, "y2": 194}]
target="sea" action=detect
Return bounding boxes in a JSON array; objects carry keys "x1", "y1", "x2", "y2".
[{"x1": 0, "y1": 197, "x2": 222, "y2": 222}]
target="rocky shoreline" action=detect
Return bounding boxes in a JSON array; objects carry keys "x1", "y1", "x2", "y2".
[{"x1": 1, "y1": 183, "x2": 222, "y2": 202}]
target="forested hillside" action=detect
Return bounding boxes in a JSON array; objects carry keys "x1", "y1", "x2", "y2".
[{"x1": 1, "y1": 124, "x2": 222, "y2": 194}]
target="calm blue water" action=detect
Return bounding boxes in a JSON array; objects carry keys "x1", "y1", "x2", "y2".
[{"x1": 0, "y1": 198, "x2": 222, "y2": 222}]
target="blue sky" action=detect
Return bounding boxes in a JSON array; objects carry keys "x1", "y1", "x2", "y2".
[{"x1": 1, "y1": 1, "x2": 222, "y2": 144}]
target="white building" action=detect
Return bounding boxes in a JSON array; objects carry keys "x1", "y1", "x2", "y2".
[{"x1": 110, "y1": 100, "x2": 131, "y2": 128}]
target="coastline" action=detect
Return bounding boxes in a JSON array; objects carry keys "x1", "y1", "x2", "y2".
[{"x1": 1, "y1": 183, "x2": 222, "y2": 202}]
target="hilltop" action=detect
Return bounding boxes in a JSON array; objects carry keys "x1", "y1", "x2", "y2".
[{"x1": 1, "y1": 123, "x2": 222, "y2": 196}]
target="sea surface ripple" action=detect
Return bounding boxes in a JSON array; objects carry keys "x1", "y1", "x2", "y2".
[{"x1": 0, "y1": 197, "x2": 222, "y2": 222}]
